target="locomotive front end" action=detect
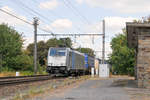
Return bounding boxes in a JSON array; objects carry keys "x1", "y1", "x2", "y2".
[{"x1": 47, "y1": 48, "x2": 68, "y2": 74}]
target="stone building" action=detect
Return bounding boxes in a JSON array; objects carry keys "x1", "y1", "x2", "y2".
[{"x1": 126, "y1": 22, "x2": 150, "y2": 88}]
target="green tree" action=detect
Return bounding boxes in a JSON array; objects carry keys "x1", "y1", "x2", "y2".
[
  {"x1": 45, "y1": 38, "x2": 72, "y2": 49},
  {"x1": 26, "y1": 43, "x2": 34, "y2": 56},
  {"x1": 0, "y1": 24, "x2": 23, "y2": 71},
  {"x1": 58, "y1": 38, "x2": 72, "y2": 48},
  {"x1": 46, "y1": 38, "x2": 58, "y2": 49},
  {"x1": 26, "y1": 41, "x2": 47, "y2": 66},
  {"x1": 0, "y1": 24, "x2": 35, "y2": 72},
  {"x1": 11, "y1": 54, "x2": 34, "y2": 71},
  {"x1": 26, "y1": 38, "x2": 72, "y2": 66},
  {"x1": 76, "y1": 48, "x2": 95, "y2": 57},
  {"x1": 37, "y1": 41, "x2": 47, "y2": 66},
  {"x1": 109, "y1": 30, "x2": 135, "y2": 76}
]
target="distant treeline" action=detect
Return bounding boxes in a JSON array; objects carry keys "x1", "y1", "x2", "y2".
[{"x1": 0, "y1": 24, "x2": 94, "y2": 72}]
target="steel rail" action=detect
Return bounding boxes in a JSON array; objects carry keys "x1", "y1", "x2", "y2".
[
  {"x1": 0, "y1": 75, "x2": 49, "y2": 79},
  {"x1": 0, "y1": 75, "x2": 55, "y2": 86}
]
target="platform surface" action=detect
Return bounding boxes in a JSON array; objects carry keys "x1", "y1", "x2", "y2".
[{"x1": 46, "y1": 78, "x2": 130, "y2": 100}]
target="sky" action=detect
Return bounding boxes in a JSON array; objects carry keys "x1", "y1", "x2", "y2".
[{"x1": 0, "y1": 0, "x2": 149, "y2": 59}]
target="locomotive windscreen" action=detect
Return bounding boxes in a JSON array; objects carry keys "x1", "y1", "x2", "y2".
[{"x1": 50, "y1": 48, "x2": 66, "y2": 56}]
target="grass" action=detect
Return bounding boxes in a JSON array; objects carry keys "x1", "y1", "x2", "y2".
[
  {"x1": 11, "y1": 75, "x2": 90, "y2": 100},
  {"x1": 12, "y1": 90, "x2": 43, "y2": 100},
  {"x1": 0, "y1": 65, "x2": 47, "y2": 77},
  {"x1": 0, "y1": 70, "x2": 47, "y2": 77},
  {"x1": 12, "y1": 87, "x2": 46, "y2": 100},
  {"x1": 0, "y1": 71, "x2": 16, "y2": 77}
]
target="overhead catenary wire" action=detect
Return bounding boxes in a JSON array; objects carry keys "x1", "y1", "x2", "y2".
[
  {"x1": 9, "y1": 0, "x2": 55, "y2": 35},
  {"x1": 31, "y1": 0, "x2": 64, "y2": 19},
  {"x1": 0, "y1": 8, "x2": 54, "y2": 34},
  {"x1": 62, "y1": 0, "x2": 91, "y2": 25},
  {"x1": 0, "y1": 8, "x2": 32, "y2": 25},
  {"x1": 65, "y1": 0, "x2": 91, "y2": 24},
  {"x1": 9, "y1": 0, "x2": 36, "y2": 18},
  {"x1": 38, "y1": 27, "x2": 54, "y2": 35},
  {"x1": 12, "y1": 0, "x2": 53, "y2": 23},
  {"x1": 32, "y1": 0, "x2": 82, "y2": 33},
  {"x1": 37, "y1": 33, "x2": 103, "y2": 36},
  {"x1": 30, "y1": 0, "x2": 82, "y2": 33},
  {"x1": 11, "y1": 0, "x2": 82, "y2": 33},
  {"x1": 62, "y1": 0, "x2": 88, "y2": 32},
  {"x1": 63, "y1": 0, "x2": 101, "y2": 33}
]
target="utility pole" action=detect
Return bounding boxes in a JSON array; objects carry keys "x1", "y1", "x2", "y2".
[
  {"x1": 33, "y1": 17, "x2": 38, "y2": 74},
  {"x1": 102, "y1": 20, "x2": 105, "y2": 64},
  {"x1": 0, "y1": 54, "x2": 2, "y2": 72}
]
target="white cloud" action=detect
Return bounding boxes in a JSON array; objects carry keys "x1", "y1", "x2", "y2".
[
  {"x1": 39, "y1": 0, "x2": 59, "y2": 10},
  {"x1": 84, "y1": 16, "x2": 138, "y2": 35},
  {"x1": 39, "y1": 19, "x2": 72, "y2": 32},
  {"x1": 0, "y1": 6, "x2": 28, "y2": 26},
  {"x1": 76, "y1": 0, "x2": 150, "y2": 13},
  {"x1": 2, "y1": 6, "x2": 13, "y2": 12},
  {"x1": 23, "y1": 37, "x2": 33, "y2": 48},
  {"x1": 76, "y1": 0, "x2": 84, "y2": 4},
  {"x1": 42, "y1": 24, "x2": 53, "y2": 32},
  {"x1": 104, "y1": 16, "x2": 138, "y2": 34},
  {"x1": 84, "y1": 23, "x2": 101, "y2": 33},
  {"x1": 51, "y1": 19, "x2": 72, "y2": 31}
]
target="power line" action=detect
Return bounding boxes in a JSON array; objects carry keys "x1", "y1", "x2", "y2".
[
  {"x1": 31, "y1": 0, "x2": 64, "y2": 19},
  {"x1": 0, "y1": 8, "x2": 54, "y2": 34},
  {"x1": 66, "y1": 0, "x2": 91, "y2": 24},
  {"x1": 62, "y1": 0, "x2": 88, "y2": 32},
  {"x1": 38, "y1": 27, "x2": 54, "y2": 35},
  {"x1": 11, "y1": 0, "x2": 82, "y2": 33},
  {"x1": 10, "y1": 0, "x2": 36, "y2": 18},
  {"x1": 32, "y1": 0, "x2": 83, "y2": 33},
  {"x1": 31, "y1": 0, "x2": 82, "y2": 33},
  {"x1": 0, "y1": 8, "x2": 32, "y2": 25},
  {"x1": 62, "y1": 0, "x2": 90, "y2": 25},
  {"x1": 13, "y1": 0, "x2": 53, "y2": 23},
  {"x1": 37, "y1": 33, "x2": 103, "y2": 36},
  {"x1": 16, "y1": 0, "x2": 84, "y2": 33},
  {"x1": 9, "y1": 0, "x2": 55, "y2": 34}
]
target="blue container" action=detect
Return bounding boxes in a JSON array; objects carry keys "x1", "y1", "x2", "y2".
[
  {"x1": 84, "y1": 54, "x2": 88, "y2": 68},
  {"x1": 72, "y1": 52, "x2": 75, "y2": 68}
]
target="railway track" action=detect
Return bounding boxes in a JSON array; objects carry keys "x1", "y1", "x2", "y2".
[{"x1": 0, "y1": 75, "x2": 54, "y2": 86}]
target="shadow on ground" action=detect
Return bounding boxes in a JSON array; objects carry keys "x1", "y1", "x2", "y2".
[
  {"x1": 110, "y1": 78, "x2": 150, "y2": 100},
  {"x1": 110, "y1": 78, "x2": 137, "y2": 88}
]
